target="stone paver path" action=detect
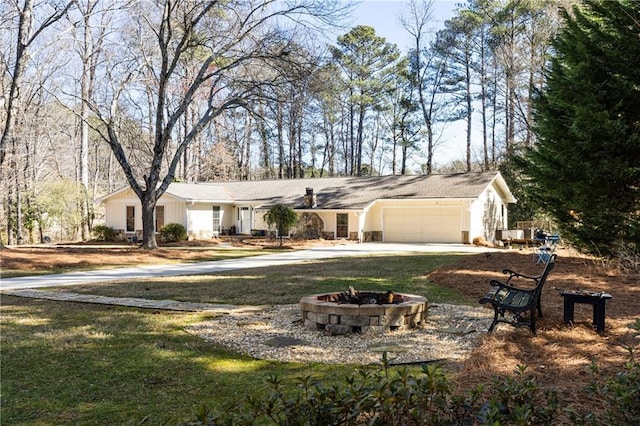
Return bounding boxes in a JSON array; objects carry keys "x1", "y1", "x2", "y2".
[{"x1": 1, "y1": 289, "x2": 269, "y2": 314}]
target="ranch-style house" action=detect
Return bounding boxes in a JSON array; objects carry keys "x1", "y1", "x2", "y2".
[{"x1": 95, "y1": 172, "x2": 516, "y2": 244}]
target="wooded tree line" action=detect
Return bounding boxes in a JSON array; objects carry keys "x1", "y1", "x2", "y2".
[{"x1": 1, "y1": 0, "x2": 574, "y2": 246}]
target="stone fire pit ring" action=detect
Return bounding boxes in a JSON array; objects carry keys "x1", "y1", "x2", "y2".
[{"x1": 300, "y1": 292, "x2": 428, "y2": 335}]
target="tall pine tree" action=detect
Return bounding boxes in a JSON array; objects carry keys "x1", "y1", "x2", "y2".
[{"x1": 524, "y1": 0, "x2": 640, "y2": 256}]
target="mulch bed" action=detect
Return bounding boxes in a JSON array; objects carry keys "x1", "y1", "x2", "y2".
[{"x1": 427, "y1": 247, "x2": 640, "y2": 414}]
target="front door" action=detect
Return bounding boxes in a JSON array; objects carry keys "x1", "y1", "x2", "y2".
[
  {"x1": 336, "y1": 213, "x2": 348, "y2": 238},
  {"x1": 238, "y1": 206, "x2": 251, "y2": 234}
]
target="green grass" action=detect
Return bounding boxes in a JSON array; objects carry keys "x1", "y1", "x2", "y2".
[
  {"x1": 46, "y1": 253, "x2": 472, "y2": 305},
  {"x1": 1, "y1": 252, "x2": 473, "y2": 424},
  {"x1": 0, "y1": 296, "x2": 357, "y2": 425}
]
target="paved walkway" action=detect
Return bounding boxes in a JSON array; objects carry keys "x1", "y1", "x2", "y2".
[
  {"x1": 1, "y1": 288, "x2": 272, "y2": 313},
  {"x1": 1, "y1": 243, "x2": 498, "y2": 311},
  {"x1": 2, "y1": 289, "x2": 233, "y2": 311}
]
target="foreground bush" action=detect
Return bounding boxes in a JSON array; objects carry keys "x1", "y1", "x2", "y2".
[
  {"x1": 160, "y1": 223, "x2": 187, "y2": 242},
  {"x1": 91, "y1": 225, "x2": 116, "y2": 242},
  {"x1": 189, "y1": 358, "x2": 560, "y2": 425},
  {"x1": 188, "y1": 335, "x2": 640, "y2": 425}
]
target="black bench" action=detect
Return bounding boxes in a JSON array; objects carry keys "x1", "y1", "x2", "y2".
[{"x1": 479, "y1": 254, "x2": 557, "y2": 334}]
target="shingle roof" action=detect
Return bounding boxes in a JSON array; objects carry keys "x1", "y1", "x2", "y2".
[
  {"x1": 161, "y1": 172, "x2": 514, "y2": 209},
  {"x1": 164, "y1": 183, "x2": 234, "y2": 203}
]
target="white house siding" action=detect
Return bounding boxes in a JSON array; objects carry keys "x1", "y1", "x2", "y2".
[
  {"x1": 469, "y1": 197, "x2": 486, "y2": 242},
  {"x1": 101, "y1": 190, "x2": 186, "y2": 235},
  {"x1": 252, "y1": 211, "x2": 268, "y2": 231},
  {"x1": 322, "y1": 213, "x2": 337, "y2": 236},
  {"x1": 103, "y1": 190, "x2": 139, "y2": 231},
  {"x1": 219, "y1": 206, "x2": 234, "y2": 234},
  {"x1": 472, "y1": 185, "x2": 507, "y2": 243},
  {"x1": 361, "y1": 203, "x2": 383, "y2": 241},
  {"x1": 162, "y1": 201, "x2": 187, "y2": 228}
]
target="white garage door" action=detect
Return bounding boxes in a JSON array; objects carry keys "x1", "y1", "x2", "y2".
[{"x1": 383, "y1": 207, "x2": 462, "y2": 243}]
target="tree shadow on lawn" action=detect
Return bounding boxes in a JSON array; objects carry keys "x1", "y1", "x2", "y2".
[{"x1": 0, "y1": 296, "x2": 353, "y2": 425}]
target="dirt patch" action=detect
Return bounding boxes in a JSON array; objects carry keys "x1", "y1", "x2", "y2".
[
  {"x1": 0, "y1": 244, "x2": 222, "y2": 273},
  {"x1": 426, "y1": 247, "x2": 640, "y2": 411},
  {"x1": 0, "y1": 238, "x2": 347, "y2": 273}
]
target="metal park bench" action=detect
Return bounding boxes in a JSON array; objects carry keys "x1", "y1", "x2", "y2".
[{"x1": 479, "y1": 254, "x2": 557, "y2": 334}]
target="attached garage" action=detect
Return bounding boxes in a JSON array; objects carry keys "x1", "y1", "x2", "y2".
[{"x1": 383, "y1": 206, "x2": 463, "y2": 243}]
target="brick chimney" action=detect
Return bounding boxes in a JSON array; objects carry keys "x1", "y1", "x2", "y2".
[{"x1": 304, "y1": 187, "x2": 317, "y2": 208}]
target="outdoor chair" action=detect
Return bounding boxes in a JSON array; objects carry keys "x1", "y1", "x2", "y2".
[
  {"x1": 479, "y1": 254, "x2": 557, "y2": 334},
  {"x1": 535, "y1": 235, "x2": 559, "y2": 264}
]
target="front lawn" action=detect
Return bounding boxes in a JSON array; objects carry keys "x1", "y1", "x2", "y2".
[
  {"x1": 2, "y1": 247, "x2": 638, "y2": 424},
  {"x1": 1, "y1": 251, "x2": 463, "y2": 424},
  {"x1": 0, "y1": 296, "x2": 358, "y2": 425},
  {"x1": 0, "y1": 245, "x2": 279, "y2": 278}
]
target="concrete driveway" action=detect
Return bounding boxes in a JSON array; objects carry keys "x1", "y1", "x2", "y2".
[{"x1": 0, "y1": 242, "x2": 497, "y2": 291}]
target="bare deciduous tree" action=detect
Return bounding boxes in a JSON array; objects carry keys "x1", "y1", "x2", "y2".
[
  {"x1": 0, "y1": 0, "x2": 73, "y2": 167},
  {"x1": 400, "y1": 0, "x2": 448, "y2": 174},
  {"x1": 86, "y1": 0, "x2": 344, "y2": 249}
]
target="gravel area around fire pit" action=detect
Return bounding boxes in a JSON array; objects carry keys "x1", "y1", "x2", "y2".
[{"x1": 186, "y1": 303, "x2": 495, "y2": 365}]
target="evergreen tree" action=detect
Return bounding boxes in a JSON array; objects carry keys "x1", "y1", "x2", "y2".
[
  {"x1": 330, "y1": 26, "x2": 400, "y2": 176},
  {"x1": 524, "y1": 0, "x2": 640, "y2": 256},
  {"x1": 263, "y1": 204, "x2": 299, "y2": 247}
]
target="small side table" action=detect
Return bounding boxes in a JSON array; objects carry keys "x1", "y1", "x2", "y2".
[{"x1": 560, "y1": 290, "x2": 612, "y2": 333}]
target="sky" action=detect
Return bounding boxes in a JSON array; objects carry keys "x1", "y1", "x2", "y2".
[
  {"x1": 351, "y1": 0, "x2": 459, "y2": 51},
  {"x1": 344, "y1": 1, "x2": 473, "y2": 169}
]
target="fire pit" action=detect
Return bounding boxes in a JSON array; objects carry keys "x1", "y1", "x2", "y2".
[{"x1": 299, "y1": 287, "x2": 428, "y2": 335}]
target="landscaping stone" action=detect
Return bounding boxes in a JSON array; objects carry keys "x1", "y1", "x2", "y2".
[
  {"x1": 300, "y1": 292, "x2": 428, "y2": 334},
  {"x1": 325, "y1": 324, "x2": 351, "y2": 335},
  {"x1": 263, "y1": 336, "x2": 309, "y2": 348},
  {"x1": 367, "y1": 343, "x2": 409, "y2": 353}
]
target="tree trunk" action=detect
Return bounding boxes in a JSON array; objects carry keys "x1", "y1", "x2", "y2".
[
  {"x1": 425, "y1": 119, "x2": 433, "y2": 175},
  {"x1": 277, "y1": 103, "x2": 284, "y2": 179},
  {"x1": 356, "y1": 101, "x2": 365, "y2": 176},
  {"x1": 6, "y1": 170, "x2": 15, "y2": 245},
  {"x1": 80, "y1": 33, "x2": 90, "y2": 240},
  {"x1": 140, "y1": 192, "x2": 158, "y2": 249},
  {"x1": 465, "y1": 54, "x2": 472, "y2": 173},
  {"x1": 0, "y1": 0, "x2": 33, "y2": 168}
]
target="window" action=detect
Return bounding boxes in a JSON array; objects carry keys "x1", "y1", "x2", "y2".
[
  {"x1": 212, "y1": 206, "x2": 221, "y2": 233},
  {"x1": 336, "y1": 213, "x2": 348, "y2": 238},
  {"x1": 155, "y1": 205, "x2": 165, "y2": 232},
  {"x1": 126, "y1": 206, "x2": 135, "y2": 232}
]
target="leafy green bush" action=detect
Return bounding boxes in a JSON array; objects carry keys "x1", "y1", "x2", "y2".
[
  {"x1": 581, "y1": 319, "x2": 640, "y2": 425},
  {"x1": 91, "y1": 225, "x2": 116, "y2": 242},
  {"x1": 187, "y1": 354, "x2": 563, "y2": 425},
  {"x1": 160, "y1": 223, "x2": 187, "y2": 242},
  {"x1": 187, "y1": 334, "x2": 640, "y2": 426},
  {"x1": 479, "y1": 364, "x2": 561, "y2": 425}
]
